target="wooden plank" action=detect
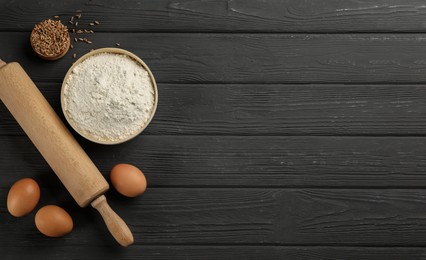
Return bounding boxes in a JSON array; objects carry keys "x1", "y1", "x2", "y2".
[
  {"x1": 3, "y1": 83, "x2": 426, "y2": 136},
  {"x1": 4, "y1": 32, "x2": 426, "y2": 83},
  {"x1": 3, "y1": 245, "x2": 426, "y2": 260},
  {"x1": 3, "y1": 187, "x2": 426, "y2": 245},
  {"x1": 2, "y1": 0, "x2": 426, "y2": 32},
  {"x1": 2, "y1": 135, "x2": 426, "y2": 187}
]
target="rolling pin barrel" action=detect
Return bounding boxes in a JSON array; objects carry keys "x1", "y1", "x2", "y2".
[
  {"x1": 0, "y1": 62, "x2": 133, "y2": 247},
  {"x1": 0, "y1": 62, "x2": 107, "y2": 207}
]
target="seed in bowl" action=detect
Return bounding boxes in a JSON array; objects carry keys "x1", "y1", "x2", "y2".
[
  {"x1": 30, "y1": 19, "x2": 70, "y2": 60},
  {"x1": 62, "y1": 52, "x2": 155, "y2": 143}
]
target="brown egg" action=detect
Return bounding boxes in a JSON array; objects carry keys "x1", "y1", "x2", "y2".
[
  {"x1": 110, "y1": 164, "x2": 147, "y2": 197},
  {"x1": 7, "y1": 178, "x2": 40, "y2": 217},
  {"x1": 35, "y1": 205, "x2": 73, "y2": 237}
]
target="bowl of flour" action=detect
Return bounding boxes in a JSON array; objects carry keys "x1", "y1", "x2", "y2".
[{"x1": 61, "y1": 48, "x2": 158, "y2": 144}]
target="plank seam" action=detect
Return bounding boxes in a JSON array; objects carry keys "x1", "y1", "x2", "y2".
[
  {"x1": 5, "y1": 30, "x2": 426, "y2": 34},
  {"x1": 28, "y1": 80, "x2": 426, "y2": 85},
  {"x1": 3, "y1": 133, "x2": 426, "y2": 137}
]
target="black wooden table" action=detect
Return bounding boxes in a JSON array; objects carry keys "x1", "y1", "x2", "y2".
[{"x1": 3, "y1": 0, "x2": 426, "y2": 259}]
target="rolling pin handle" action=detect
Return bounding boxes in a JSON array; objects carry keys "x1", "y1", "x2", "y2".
[{"x1": 91, "y1": 195, "x2": 134, "y2": 247}]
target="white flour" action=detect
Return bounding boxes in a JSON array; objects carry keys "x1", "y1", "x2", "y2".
[{"x1": 63, "y1": 53, "x2": 155, "y2": 142}]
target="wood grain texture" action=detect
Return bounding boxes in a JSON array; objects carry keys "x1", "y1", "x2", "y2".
[
  {"x1": 2, "y1": 83, "x2": 426, "y2": 136},
  {"x1": 4, "y1": 32, "x2": 426, "y2": 84},
  {"x1": 3, "y1": 187, "x2": 426, "y2": 246},
  {"x1": 2, "y1": 135, "x2": 426, "y2": 187},
  {"x1": 2, "y1": 0, "x2": 426, "y2": 33},
  {"x1": 3, "y1": 0, "x2": 426, "y2": 257},
  {"x1": 4, "y1": 246, "x2": 426, "y2": 260}
]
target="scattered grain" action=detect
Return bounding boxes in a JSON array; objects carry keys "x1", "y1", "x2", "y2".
[
  {"x1": 94, "y1": 21, "x2": 100, "y2": 25},
  {"x1": 116, "y1": 43, "x2": 120, "y2": 46},
  {"x1": 54, "y1": 15, "x2": 59, "y2": 19},
  {"x1": 70, "y1": 44, "x2": 73, "y2": 49},
  {"x1": 74, "y1": 38, "x2": 77, "y2": 42},
  {"x1": 89, "y1": 22, "x2": 94, "y2": 26},
  {"x1": 75, "y1": 22, "x2": 78, "y2": 26},
  {"x1": 73, "y1": 53, "x2": 76, "y2": 58},
  {"x1": 81, "y1": 38, "x2": 92, "y2": 44}
]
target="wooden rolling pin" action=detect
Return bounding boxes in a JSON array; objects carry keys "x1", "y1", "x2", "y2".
[{"x1": 0, "y1": 60, "x2": 134, "y2": 247}]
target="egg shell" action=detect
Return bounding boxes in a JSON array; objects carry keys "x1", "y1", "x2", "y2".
[
  {"x1": 7, "y1": 178, "x2": 40, "y2": 217},
  {"x1": 35, "y1": 205, "x2": 73, "y2": 237},
  {"x1": 110, "y1": 164, "x2": 147, "y2": 197}
]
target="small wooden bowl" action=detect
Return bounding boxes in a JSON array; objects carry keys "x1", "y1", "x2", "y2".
[
  {"x1": 61, "y1": 48, "x2": 158, "y2": 145},
  {"x1": 30, "y1": 30, "x2": 70, "y2": 61}
]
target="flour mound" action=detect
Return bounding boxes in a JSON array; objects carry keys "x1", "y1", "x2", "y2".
[{"x1": 63, "y1": 53, "x2": 155, "y2": 142}]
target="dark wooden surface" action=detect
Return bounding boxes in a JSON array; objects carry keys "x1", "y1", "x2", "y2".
[{"x1": 2, "y1": 0, "x2": 426, "y2": 259}]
